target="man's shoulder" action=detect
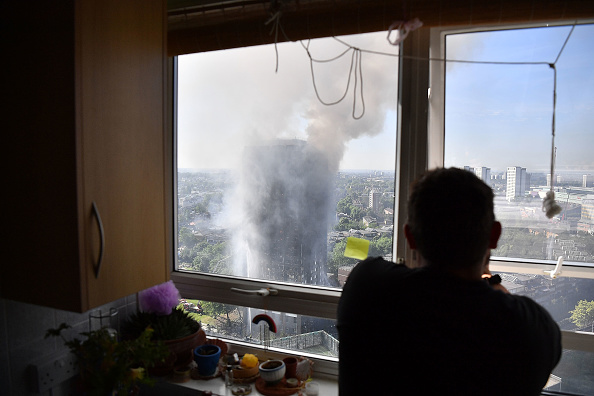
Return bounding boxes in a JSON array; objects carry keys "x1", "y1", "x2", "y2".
[{"x1": 351, "y1": 256, "x2": 412, "y2": 275}]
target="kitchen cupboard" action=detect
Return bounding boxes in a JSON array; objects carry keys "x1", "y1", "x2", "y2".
[{"x1": 2, "y1": 0, "x2": 170, "y2": 312}]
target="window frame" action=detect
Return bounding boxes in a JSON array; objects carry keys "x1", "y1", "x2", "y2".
[
  {"x1": 427, "y1": 21, "x2": 594, "y2": 353},
  {"x1": 169, "y1": 20, "x2": 594, "y2": 375}
]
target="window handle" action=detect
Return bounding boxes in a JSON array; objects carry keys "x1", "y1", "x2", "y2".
[
  {"x1": 91, "y1": 201, "x2": 105, "y2": 279},
  {"x1": 230, "y1": 287, "x2": 278, "y2": 297},
  {"x1": 544, "y1": 256, "x2": 563, "y2": 279}
]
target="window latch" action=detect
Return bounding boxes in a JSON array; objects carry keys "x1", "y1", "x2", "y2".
[{"x1": 230, "y1": 287, "x2": 278, "y2": 297}]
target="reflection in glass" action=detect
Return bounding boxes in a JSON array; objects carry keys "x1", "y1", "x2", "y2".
[{"x1": 444, "y1": 24, "x2": 594, "y2": 265}]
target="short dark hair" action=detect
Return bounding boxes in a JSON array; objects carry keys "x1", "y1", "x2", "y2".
[{"x1": 406, "y1": 167, "x2": 495, "y2": 269}]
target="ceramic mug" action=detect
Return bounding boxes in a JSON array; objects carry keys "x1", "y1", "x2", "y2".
[{"x1": 283, "y1": 357, "x2": 298, "y2": 379}]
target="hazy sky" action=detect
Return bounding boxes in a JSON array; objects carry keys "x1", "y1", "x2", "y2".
[
  {"x1": 445, "y1": 24, "x2": 594, "y2": 173},
  {"x1": 177, "y1": 31, "x2": 399, "y2": 171},
  {"x1": 177, "y1": 24, "x2": 593, "y2": 173}
]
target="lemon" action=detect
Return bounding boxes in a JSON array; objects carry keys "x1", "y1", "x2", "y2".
[{"x1": 240, "y1": 353, "x2": 258, "y2": 368}]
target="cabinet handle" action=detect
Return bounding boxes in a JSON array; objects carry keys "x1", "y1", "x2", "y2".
[{"x1": 92, "y1": 201, "x2": 105, "y2": 279}]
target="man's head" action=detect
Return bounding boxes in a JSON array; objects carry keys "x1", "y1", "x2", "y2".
[{"x1": 404, "y1": 167, "x2": 500, "y2": 270}]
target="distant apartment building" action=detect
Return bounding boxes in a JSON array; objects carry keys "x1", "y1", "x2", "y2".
[
  {"x1": 474, "y1": 167, "x2": 491, "y2": 183},
  {"x1": 583, "y1": 174, "x2": 591, "y2": 188},
  {"x1": 506, "y1": 166, "x2": 528, "y2": 201},
  {"x1": 578, "y1": 199, "x2": 594, "y2": 234},
  {"x1": 369, "y1": 190, "x2": 381, "y2": 213}
]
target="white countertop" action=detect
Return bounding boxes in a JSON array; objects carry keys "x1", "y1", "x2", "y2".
[{"x1": 170, "y1": 373, "x2": 337, "y2": 396}]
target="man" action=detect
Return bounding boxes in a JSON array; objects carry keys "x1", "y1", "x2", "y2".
[{"x1": 337, "y1": 168, "x2": 561, "y2": 395}]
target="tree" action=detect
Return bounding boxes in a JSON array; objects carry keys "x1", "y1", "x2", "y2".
[
  {"x1": 200, "y1": 301, "x2": 246, "y2": 337},
  {"x1": 336, "y1": 197, "x2": 353, "y2": 214},
  {"x1": 369, "y1": 236, "x2": 393, "y2": 257},
  {"x1": 179, "y1": 227, "x2": 198, "y2": 249},
  {"x1": 327, "y1": 239, "x2": 358, "y2": 276},
  {"x1": 570, "y1": 300, "x2": 594, "y2": 331}
]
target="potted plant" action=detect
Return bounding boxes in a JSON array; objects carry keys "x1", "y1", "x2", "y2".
[
  {"x1": 46, "y1": 324, "x2": 169, "y2": 396},
  {"x1": 121, "y1": 281, "x2": 206, "y2": 375}
]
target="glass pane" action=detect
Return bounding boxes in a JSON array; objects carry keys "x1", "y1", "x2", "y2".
[
  {"x1": 494, "y1": 271, "x2": 594, "y2": 332},
  {"x1": 176, "y1": 32, "x2": 398, "y2": 287},
  {"x1": 444, "y1": 24, "x2": 594, "y2": 265},
  {"x1": 550, "y1": 349, "x2": 594, "y2": 394},
  {"x1": 180, "y1": 297, "x2": 338, "y2": 358}
]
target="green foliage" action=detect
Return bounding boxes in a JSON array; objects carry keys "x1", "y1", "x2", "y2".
[
  {"x1": 122, "y1": 308, "x2": 201, "y2": 341},
  {"x1": 334, "y1": 217, "x2": 364, "y2": 231},
  {"x1": 179, "y1": 227, "x2": 198, "y2": 249},
  {"x1": 368, "y1": 235, "x2": 393, "y2": 257},
  {"x1": 200, "y1": 301, "x2": 246, "y2": 337},
  {"x1": 570, "y1": 300, "x2": 594, "y2": 329},
  {"x1": 327, "y1": 239, "x2": 359, "y2": 275},
  {"x1": 46, "y1": 324, "x2": 168, "y2": 396}
]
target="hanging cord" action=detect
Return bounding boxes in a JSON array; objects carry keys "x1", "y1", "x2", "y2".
[
  {"x1": 300, "y1": 38, "x2": 371, "y2": 119},
  {"x1": 265, "y1": 10, "x2": 282, "y2": 73},
  {"x1": 542, "y1": 24, "x2": 576, "y2": 218},
  {"x1": 265, "y1": 0, "x2": 292, "y2": 73}
]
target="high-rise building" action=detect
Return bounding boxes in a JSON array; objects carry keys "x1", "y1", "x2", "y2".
[
  {"x1": 583, "y1": 174, "x2": 591, "y2": 188},
  {"x1": 369, "y1": 190, "x2": 381, "y2": 213},
  {"x1": 239, "y1": 139, "x2": 330, "y2": 285},
  {"x1": 474, "y1": 167, "x2": 491, "y2": 183},
  {"x1": 506, "y1": 166, "x2": 527, "y2": 201}
]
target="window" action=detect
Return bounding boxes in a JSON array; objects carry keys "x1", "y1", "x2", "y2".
[
  {"x1": 173, "y1": 31, "x2": 399, "y2": 365},
  {"x1": 431, "y1": 22, "x2": 594, "y2": 393}
]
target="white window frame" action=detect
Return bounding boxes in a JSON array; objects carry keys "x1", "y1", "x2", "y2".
[
  {"x1": 169, "y1": 21, "x2": 594, "y2": 379},
  {"x1": 428, "y1": 21, "x2": 594, "y2": 354}
]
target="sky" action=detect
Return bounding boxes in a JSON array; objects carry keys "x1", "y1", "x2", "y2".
[
  {"x1": 444, "y1": 24, "x2": 594, "y2": 173},
  {"x1": 177, "y1": 24, "x2": 593, "y2": 173},
  {"x1": 177, "y1": 31, "x2": 399, "y2": 172}
]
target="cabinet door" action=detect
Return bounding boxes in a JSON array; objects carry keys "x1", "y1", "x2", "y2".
[{"x1": 77, "y1": 0, "x2": 169, "y2": 309}]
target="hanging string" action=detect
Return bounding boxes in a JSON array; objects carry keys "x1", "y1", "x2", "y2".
[
  {"x1": 265, "y1": 0, "x2": 292, "y2": 73},
  {"x1": 263, "y1": 11, "x2": 581, "y2": 167},
  {"x1": 542, "y1": 23, "x2": 576, "y2": 218},
  {"x1": 265, "y1": 10, "x2": 282, "y2": 73},
  {"x1": 300, "y1": 39, "x2": 366, "y2": 119}
]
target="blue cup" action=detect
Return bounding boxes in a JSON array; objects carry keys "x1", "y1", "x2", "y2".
[{"x1": 193, "y1": 344, "x2": 221, "y2": 376}]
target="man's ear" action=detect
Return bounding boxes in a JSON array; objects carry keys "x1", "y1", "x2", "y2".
[
  {"x1": 404, "y1": 224, "x2": 417, "y2": 249},
  {"x1": 489, "y1": 221, "x2": 502, "y2": 249}
]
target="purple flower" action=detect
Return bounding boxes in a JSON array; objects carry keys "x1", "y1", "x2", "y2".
[{"x1": 138, "y1": 281, "x2": 181, "y2": 316}]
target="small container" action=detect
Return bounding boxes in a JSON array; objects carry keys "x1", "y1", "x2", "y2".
[
  {"x1": 305, "y1": 381, "x2": 319, "y2": 396},
  {"x1": 173, "y1": 366, "x2": 191, "y2": 383},
  {"x1": 225, "y1": 365, "x2": 234, "y2": 386}
]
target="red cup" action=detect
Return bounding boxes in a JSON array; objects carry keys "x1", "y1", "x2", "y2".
[{"x1": 283, "y1": 357, "x2": 298, "y2": 379}]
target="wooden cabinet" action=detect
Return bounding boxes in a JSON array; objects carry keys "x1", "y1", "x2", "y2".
[{"x1": 2, "y1": 0, "x2": 170, "y2": 312}]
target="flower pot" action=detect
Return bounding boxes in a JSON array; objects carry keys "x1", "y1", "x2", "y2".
[
  {"x1": 193, "y1": 344, "x2": 221, "y2": 376},
  {"x1": 149, "y1": 328, "x2": 206, "y2": 376}
]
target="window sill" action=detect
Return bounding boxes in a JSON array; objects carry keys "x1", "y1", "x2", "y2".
[
  {"x1": 142, "y1": 341, "x2": 338, "y2": 395},
  {"x1": 168, "y1": 372, "x2": 337, "y2": 395}
]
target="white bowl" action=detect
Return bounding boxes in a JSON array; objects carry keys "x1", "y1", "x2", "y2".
[{"x1": 258, "y1": 360, "x2": 286, "y2": 384}]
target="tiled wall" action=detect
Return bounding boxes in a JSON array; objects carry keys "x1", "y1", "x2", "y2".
[{"x1": 0, "y1": 295, "x2": 137, "y2": 396}]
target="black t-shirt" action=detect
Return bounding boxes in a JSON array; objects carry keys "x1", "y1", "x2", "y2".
[{"x1": 337, "y1": 257, "x2": 562, "y2": 396}]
